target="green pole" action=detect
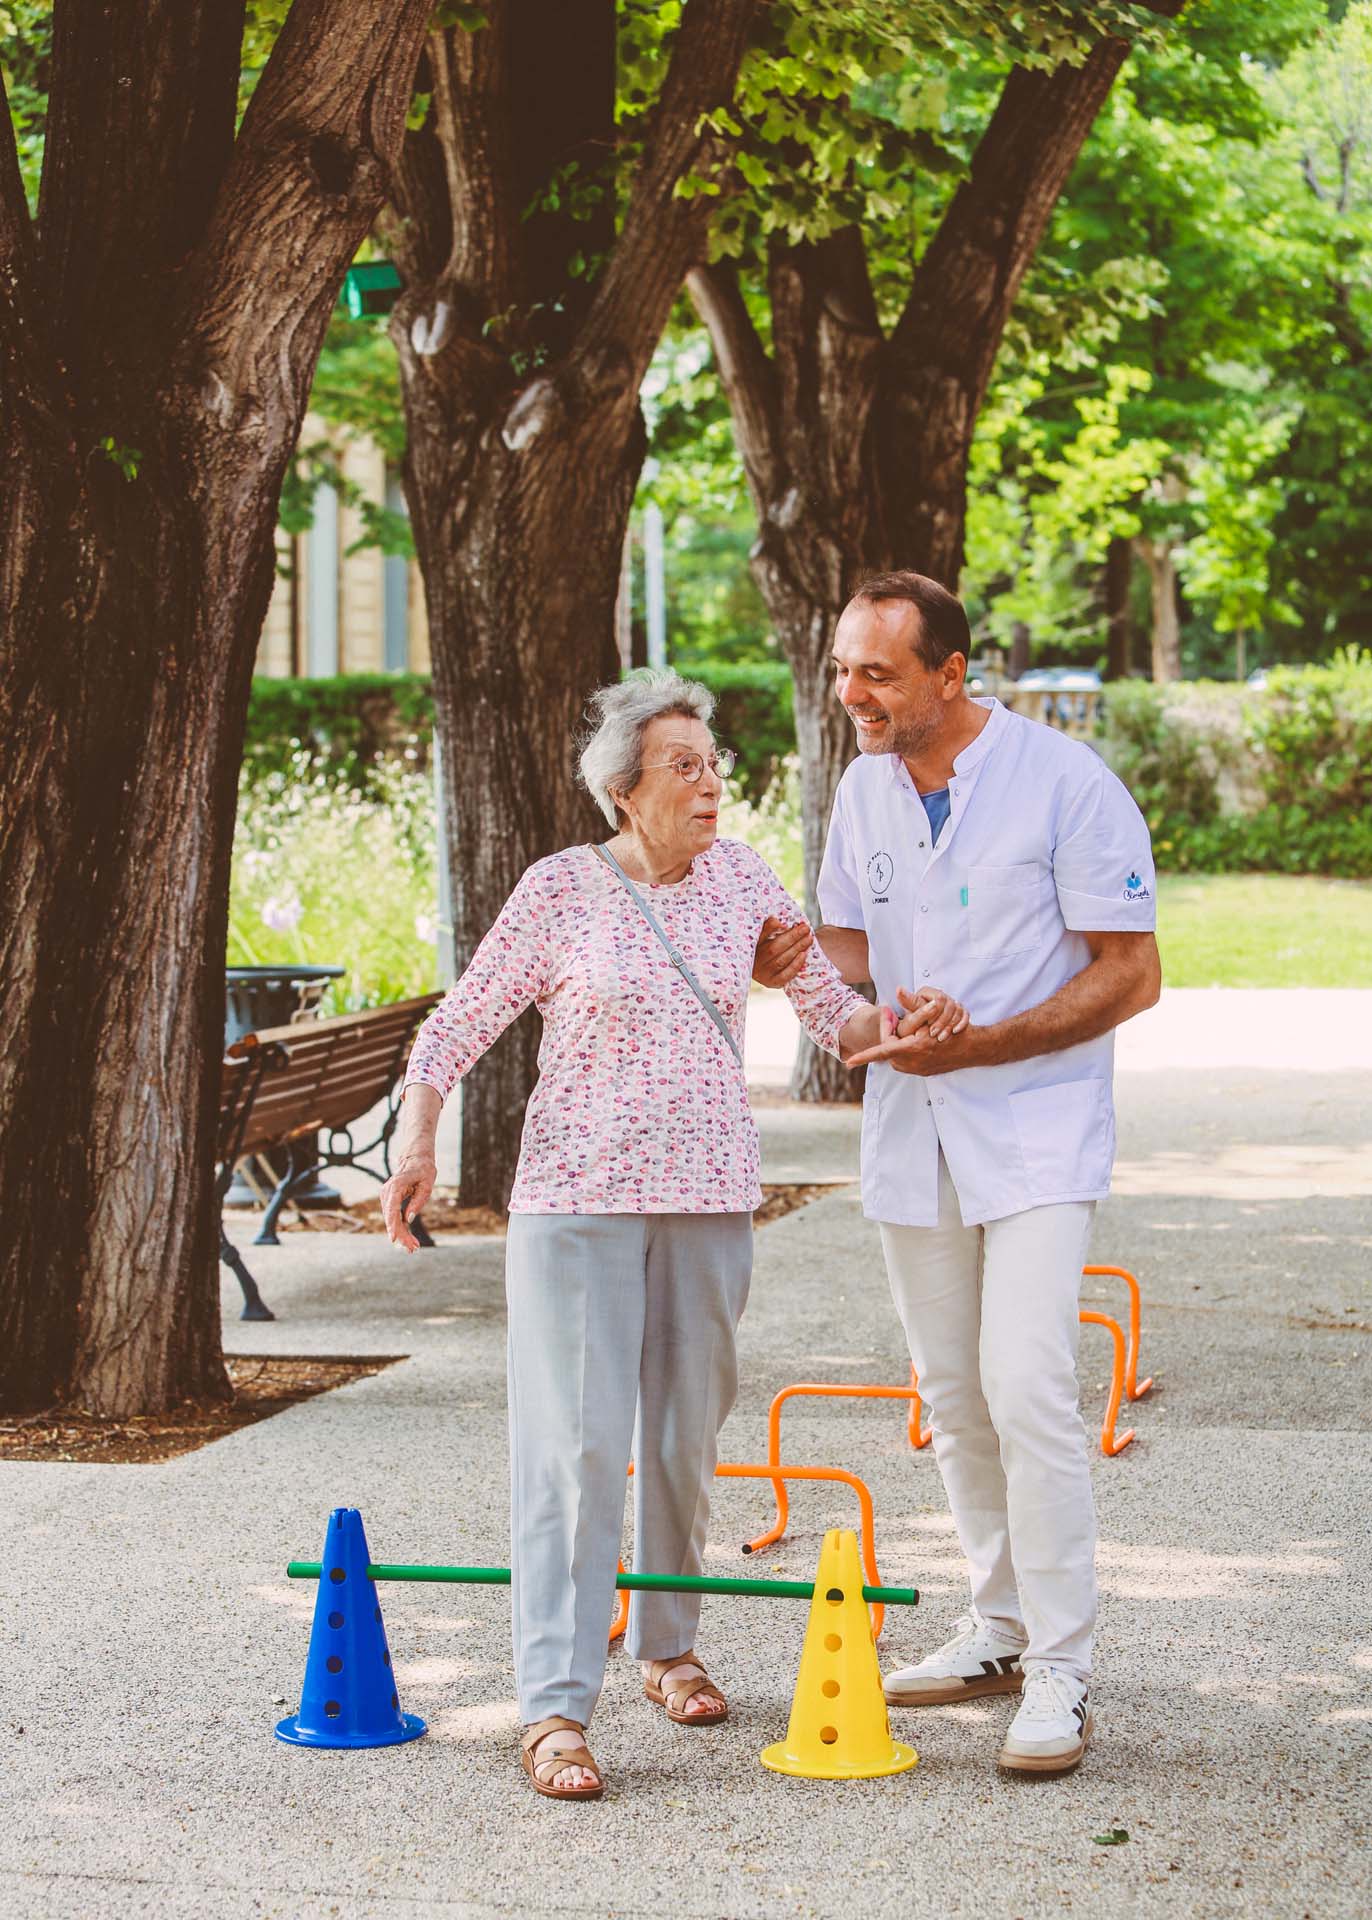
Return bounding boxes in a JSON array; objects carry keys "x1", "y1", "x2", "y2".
[{"x1": 286, "y1": 1561, "x2": 918, "y2": 1605}]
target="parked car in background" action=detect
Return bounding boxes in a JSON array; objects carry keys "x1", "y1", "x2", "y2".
[{"x1": 1009, "y1": 666, "x2": 1102, "y2": 734}]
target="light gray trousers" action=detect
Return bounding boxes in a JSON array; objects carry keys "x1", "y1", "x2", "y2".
[{"x1": 505, "y1": 1210, "x2": 753, "y2": 1728}]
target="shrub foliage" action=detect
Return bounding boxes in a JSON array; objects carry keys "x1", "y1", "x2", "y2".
[{"x1": 1095, "y1": 650, "x2": 1372, "y2": 876}]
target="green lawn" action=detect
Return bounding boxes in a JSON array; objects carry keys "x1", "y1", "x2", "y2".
[{"x1": 1156, "y1": 874, "x2": 1372, "y2": 987}]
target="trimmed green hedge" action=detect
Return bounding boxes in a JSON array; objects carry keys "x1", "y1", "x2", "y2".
[
  {"x1": 246, "y1": 661, "x2": 795, "y2": 801},
  {"x1": 247, "y1": 654, "x2": 1372, "y2": 876},
  {"x1": 245, "y1": 673, "x2": 433, "y2": 788},
  {"x1": 689, "y1": 659, "x2": 794, "y2": 798}
]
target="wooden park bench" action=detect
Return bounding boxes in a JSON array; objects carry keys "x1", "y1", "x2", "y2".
[{"x1": 216, "y1": 993, "x2": 443, "y2": 1321}]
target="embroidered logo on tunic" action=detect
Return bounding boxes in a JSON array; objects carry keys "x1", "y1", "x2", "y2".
[
  {"x1": 1123, "y1": 871, "x2": 1151, "y2": 901},
  {"x1": 867, "y1": 851, "x2": 894, "y2": 897}
]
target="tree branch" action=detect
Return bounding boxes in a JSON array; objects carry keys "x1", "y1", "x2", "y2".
[
  {"x1": 1301, "y1": 150, "x2": 1328, "y2": 202},
  {"x1": 575, "y1": 0, "x2": 756, "y2": 399},
  {"x1": 879, "y1": 9, "x2": 1184, "y2": 582},
  {"x1": 381, "y1": 102, "x2": 455, "y2": 293},
  {"x1": 426, "y1": 17, "x2": 519, "y2": 310},
  {"x1": 176, "y1": 0, "x2": 431, "y2": 453},
  {"x1": 686, "y1": 258, "x2": 781, "y2": 500},
  {"x1": 890, "y1": 40, "x2": 1130, "y2": 406},
  {"x1": 0, "y1": 63, "x2": 59, "y2": 461},
  {"x1": 1337, "y1": 135, "x2": 1354, "y2": 216},
  {"x1": 37, "y1": 0, "x2": 246, "y2": 371}
]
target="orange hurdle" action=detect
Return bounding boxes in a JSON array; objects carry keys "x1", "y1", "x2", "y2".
[
  {"x1": 1079, "y1": 1311, "x2": 1135, "y2": 1454},
  {"x1": 622, "y1": 1457, "x2": 891, "y2": 1637},
  {"x1": 908, "y1": 1365, "x2": 932, "y2": 1449},
  {"x1": 1083, "y1": 1265, "x2": 1153, "y2": 1399},
  {"x1": 742, "y1": 1383, "x2": 927, "y2": 1563}
]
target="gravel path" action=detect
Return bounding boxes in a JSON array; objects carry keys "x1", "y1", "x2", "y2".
[{"x1": 3, "y1": 993, "x2": 1368, "y2": 1919}]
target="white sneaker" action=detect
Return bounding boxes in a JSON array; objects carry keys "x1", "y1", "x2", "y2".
[
  {"x1": 883, "y1": 1611, "x2": 1027, "y2": 1707},
  {"x1": 997, "y1": 1666, "x2": 1092, "y2": 1775}
]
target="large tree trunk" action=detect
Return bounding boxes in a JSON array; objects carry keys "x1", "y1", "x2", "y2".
[
  {"x1": 690, "y1": 36, "x2": 1148, "y2": 1100},
  {"x1": 692, "y1": 231, "x2": 883, "y2": 1100},
  {"x1": 0, "y1": 0, "x2": 431, "y2": 1415},
  {"x1": 386, "y1": 1, "x2": 754, "y2": 1205},
  {"x1": 1138, "y1": 536, "x2": 1183, "y2": 682},
  {"x1": 1104, "y1": 533, "x2": 1133, "y2": 679},
  {"x1": 398, "y1": 376, "x2": 637, "y2": 1207},
  {"x1": 2, "y1": 468, "x2": 276, "y2": 1415}
]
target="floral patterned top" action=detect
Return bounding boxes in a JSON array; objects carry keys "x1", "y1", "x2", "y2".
[{"x1": 404, "y1": 837, "x2": 865, "y2": 1214}]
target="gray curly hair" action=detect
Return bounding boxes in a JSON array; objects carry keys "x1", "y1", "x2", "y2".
[{"x1": 578, "y1": 669, "x2": 717, "y2": 828}]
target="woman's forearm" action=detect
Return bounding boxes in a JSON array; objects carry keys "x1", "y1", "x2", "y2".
[
  {"x1": 837, "y1": 1004, "x2": 882, "y2": 1062},
  {"x1": 395, "y1": 1081, "x2": 443, "y2": 1155}
]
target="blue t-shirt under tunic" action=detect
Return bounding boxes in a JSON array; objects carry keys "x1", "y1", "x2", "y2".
[{"x1": 921, "y1": 787, "x2": 951, "y2": 845}]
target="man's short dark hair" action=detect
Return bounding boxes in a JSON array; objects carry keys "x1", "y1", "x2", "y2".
[{"x1": 849, "y1": 570, "x2": 971, "y2": 671}]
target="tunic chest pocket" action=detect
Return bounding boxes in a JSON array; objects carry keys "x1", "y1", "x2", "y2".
[{"x1": 967, "y1": 864, "x2": 1043, "y2": 958}]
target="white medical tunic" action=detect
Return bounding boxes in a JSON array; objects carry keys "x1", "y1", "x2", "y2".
[{"x1": 817, "y1": 699, "x2": 1157, "y2": 1228}]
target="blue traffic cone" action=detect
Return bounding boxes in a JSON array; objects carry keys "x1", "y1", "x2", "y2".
[{"x1": 276, "y1": 1508, "x2": 426, "y2": 1749}]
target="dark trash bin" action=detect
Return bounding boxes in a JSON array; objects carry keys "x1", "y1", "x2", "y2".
[{"x1": 223, "y1": 965, "x2": 346, "y2": 1210}]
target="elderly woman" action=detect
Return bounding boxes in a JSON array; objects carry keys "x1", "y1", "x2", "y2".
[{"x1": 382, "y1": 671, "x2": 965, "y2": 1801}]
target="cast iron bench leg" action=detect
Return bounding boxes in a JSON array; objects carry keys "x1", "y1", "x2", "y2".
[
  {"x1": 220, "y1": 1224, "x2": 275, "y2": 1322},
  {"x1": 255, "y1": 1145, "x2": 315, "y2": 1246}
]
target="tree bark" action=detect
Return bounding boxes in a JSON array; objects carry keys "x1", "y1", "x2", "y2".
[
  {"x1": 397, "y1": 361, "x2": 641, "y2": 1208},
  {"x1": 1009, "y1": 620, "x2": 1032, "y2": 681},
  {"x1": 1138, "y1": 536, "x2": 1183, "y2": 681},
  {"x1": 691, "y1": 231, "x2": 882, "y2": 1100},
  {"x1": 386, "y1": 0, "x2": 755, "y2": 1207},
  {"x1": 1104, "y1": 533, "x2": 1133, "y2": 679},
  {"x1": 0, "y1": 0, "x2": 432, "y2": 1416}
]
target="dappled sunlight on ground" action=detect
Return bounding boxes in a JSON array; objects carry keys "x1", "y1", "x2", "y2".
[
  {"x1": 247, "y1": 1582, "x2": 314, "y2": 1620},
  {"x1": 1112, "y1": 1142, "x2": 1372, "y2": 1199},
  {"x1": 424, "y1": 1700, "x2": 522, "y2": 1742},
  {"x1": 1097, "y1": 1539, "x2": 1342, "y2": 1600},
  {"x1": 394, "y1": 1657, "x2": 488, "y2": 1689}
]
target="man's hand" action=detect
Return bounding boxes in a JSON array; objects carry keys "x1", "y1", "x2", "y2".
[
  {"x1": 846, "y1": 987, "x2": 972, "y2": 1073},
  {"x1": 847, "y1": 931, "x2": 1162, "y2": 1077},
  {"x1": 753, "y1": 914, "x2": 812, "y2": 989}
]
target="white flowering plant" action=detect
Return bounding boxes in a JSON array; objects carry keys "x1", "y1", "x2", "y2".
[
  {"x1": 229, "y1": 754, "x2": 441, "y2": 1012},
  {"x1": 228, "y1": 753, "x2": 806, "y2": 1011}
]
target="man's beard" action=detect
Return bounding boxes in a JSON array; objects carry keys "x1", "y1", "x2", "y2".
[{"x1": 849, "y1": 706, "x2": 939, "y2": 759}]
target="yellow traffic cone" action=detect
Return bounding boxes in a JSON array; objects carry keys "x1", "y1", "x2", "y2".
[{"x1": 761, "y1": 1528, "x2": 918, "y2": 1780}]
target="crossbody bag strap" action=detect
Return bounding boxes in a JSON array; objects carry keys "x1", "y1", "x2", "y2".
[{"x1": 592, "y1": 843, "x2": 744, "y2": 1068}]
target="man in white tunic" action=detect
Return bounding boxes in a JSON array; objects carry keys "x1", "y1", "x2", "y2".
[{"x1": 810, "y1": 570, "x2": 1160, "y2": 1776}]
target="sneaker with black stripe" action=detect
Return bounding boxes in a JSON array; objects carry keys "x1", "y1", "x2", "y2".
[
  {"x1": 883, "y1": 1610, "x2": 1026, "y2": 1707},
  {"x1": 997, "y1": 1666, "x2": 1092, "y2": 1775}
]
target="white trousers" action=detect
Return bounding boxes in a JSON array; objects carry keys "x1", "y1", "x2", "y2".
[
  {"x1": 879, "y1": 1152, "x2": 1097, "y2": 1681},
  {"x1": 505, "y1": 1211, "x2": 752, "y2": 1727}
]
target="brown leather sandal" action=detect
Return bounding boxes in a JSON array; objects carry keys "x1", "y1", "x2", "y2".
[
  {"x1": 520, "y1": 1716, "x2": 605, "y2": 1800},
  {"x1": 643, "y1": 1651, "x2": 729, "y2": 1726}
]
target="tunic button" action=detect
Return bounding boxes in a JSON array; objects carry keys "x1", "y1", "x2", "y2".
[
  {"x1": 918, "y1": 840, "x2": 925, "y2": 848},
  {"x1": 922, "y1": 968, "x2": 931, "y2": 977},
  {"x1": 920, "y1": 904, "x2": 928, "y2": 913},
  {"x1": 937, "y1": 1097, "x2": 945, "y2": 1106}
]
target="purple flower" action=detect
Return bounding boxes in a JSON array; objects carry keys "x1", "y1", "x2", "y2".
[{"x1": 261, "y1": 893, "x2": 304, "y2": 933}]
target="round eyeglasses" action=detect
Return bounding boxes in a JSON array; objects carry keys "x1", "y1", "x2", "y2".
[{"x1": 641, "y1": 748, "x2": 736, "y2": 784}]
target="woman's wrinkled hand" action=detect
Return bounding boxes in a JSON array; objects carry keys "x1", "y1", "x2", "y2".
[
  {"x1": 380, "y1": 1151, "x2": 438, "y2": 1253},
  {"x1": 752, "y1": 914, "x2": 813, "y2": 989},
  {"x1": 846, "y1": 986, "x2": 971, "y2": 1071}
]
